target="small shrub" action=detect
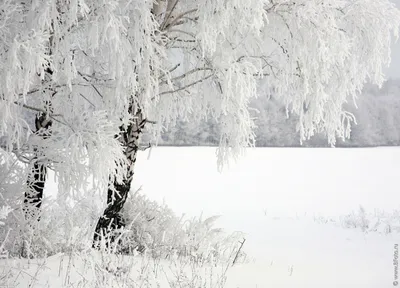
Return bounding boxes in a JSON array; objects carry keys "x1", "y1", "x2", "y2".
[{"x1": 121, "y1": 189, "x2": 247, "y2": 266}]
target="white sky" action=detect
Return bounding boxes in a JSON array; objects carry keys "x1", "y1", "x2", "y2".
[{"x1": 388, "y1": 0, "x2": 400, "y2": 78}]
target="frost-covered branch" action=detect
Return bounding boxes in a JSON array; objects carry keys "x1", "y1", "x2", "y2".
[
  {"x1": 0, "y1": 0, "x2": 399, "y2": 199},
  {"x1": 160, "y1": 0, "x2": 181, "y2": 30},
  {"x1": 159, "y1": 74, "x2": 214, "y2": 96},
  {"x1": 160, "y1": 67, "x2": 213, "y2": 85},
  {"x1": 165, "y1": 8, "x2": 198, "y2": 30}
]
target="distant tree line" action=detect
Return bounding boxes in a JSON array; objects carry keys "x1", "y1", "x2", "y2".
[{"x1": 158, "y1": 79, "x2": 400, "y2": 147}]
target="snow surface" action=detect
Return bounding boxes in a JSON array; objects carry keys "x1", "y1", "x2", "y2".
[
  {"x1": 135, "y1": 147, "x2": 400, "y2": 218},
  {"x1": 5, "y1": 147, "x2": 400, "y2": 287},
  {"x1": 134, "y1": 147, "x2": 400, "y2": 287}
]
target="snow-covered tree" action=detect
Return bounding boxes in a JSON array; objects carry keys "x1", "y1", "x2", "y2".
[{"x1": 1, "y1": 0, "x2": 399, "y2": 246}]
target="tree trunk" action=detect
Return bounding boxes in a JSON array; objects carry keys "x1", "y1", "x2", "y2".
[
  {"x1": 23, "y1": 113, "x2": 52, "y2": 221},
  {"x1": 24, "y1": 160, "x2": 47, "y2": 220},
  {"x1": 93, "y1": 108, "x2": 146, "y2": 250},
  {"x1": 93, "y1": 0, "x2": 160, "y2": 249}
]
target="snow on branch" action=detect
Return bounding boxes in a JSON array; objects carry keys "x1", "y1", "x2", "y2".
[{"x1": 0, "y1": 0, "x2": 398, "y2": 192}]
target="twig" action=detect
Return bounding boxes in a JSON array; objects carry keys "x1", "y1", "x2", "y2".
[
  {"x1": 168, "y1": 29, "x2": 196, "y2": 39},
  {"x1": 139, "y1": 143, "x2": 152, "y2": 151},
  {"x1": 13, "y1": 102, "x2": 48, "y2": 114},
  {"x1": 160, "y1": 67, "x2": 212, "y2": 85},
  {"x1": 158, "y1": 74, "x2": 213, "y2": 96},
  {"x1": 168, "y1": 63, "x2": 181, "y2": 73},
  {"x1": 145, "y1": 119, "x2": 157, "y2": 124},
  {"x1": 79, "y1": 93, "x2": 96, "y2": 108},
  {"x1": 77, "y1": 71, "x2": 104, "y2": 98},
  {"x1": 11, "y1": 102, "x2": 67, "y2": 128},
  {"x1": 160, "y1": 0, "x2": 181, "y2": 31},
  {"x1": 158, "y1": 63, "x2": 181, "y2": 81},
  {"x1": 166, "y1": 8, "x2": 197, "y2": 29},
  {"x1": 171, "y1": 67, "x2": 212, "y2": 82},
  {"x1": 232, "y1": 238, "x2": 246, "y2": 266}
]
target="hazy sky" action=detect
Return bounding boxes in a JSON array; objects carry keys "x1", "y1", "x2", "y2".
[{"x1": 388, "y1": 0, "x2": 400, "y2": 78}]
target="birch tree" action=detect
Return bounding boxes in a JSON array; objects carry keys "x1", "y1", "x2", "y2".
[{"x1": 0, "y1": 0, "x2": 399, "y2": 247}]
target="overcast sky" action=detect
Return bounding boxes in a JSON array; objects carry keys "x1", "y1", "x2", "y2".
[{"x1": 387, "y1": 0, "x2": 400, "y2": 78}]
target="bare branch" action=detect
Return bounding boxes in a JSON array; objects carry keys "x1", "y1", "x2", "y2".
[
  {"x1": 158, "y1": 63, "x2": 181, "y2": 81},
  {"x1": 170, "y1": 37, "x2": 196, "y2": 43},
  {"x1": 160, "y1": 0, "x2": 181, "y2": 30},
  {"x1": 158, "y1": 73, "x2": 214, "y2": 96},
  {"x1": 165, "y1": 8, "x2": 197, "y2": 29},
  {"x1": 168, "y1": 29, "x2": 196, "y2": 39},
  {"x1": 145, "y1": 119, "x2": 157, "y2": 124},
  {"x1": 139, "y1": 143, "x2": 152, "y2": 151},
  {"x1": 79, "y1": 93, "x2": 96, "y2": 108},
  {"x1": 77, "y1": 71, "x2": 104, "y2": 99},
  {"x1": 13, "y1": 102, "x2": 48, "y2": 114},
  {"x1": 232, "y1": 238, "x2": 246, "y2": 266},
  {"x1": 160, "y1": 67, "x2": 213, "y2": 85}
]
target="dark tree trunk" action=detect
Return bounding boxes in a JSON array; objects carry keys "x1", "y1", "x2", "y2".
[
  {"x1": 23, "y1": 113, "x2": 52, "y2": 221},
  {"x1": 93, "y1": 108, "x2": 146, "y2": 249},
  {"x1": 93, "y1": 178, "x2": 130, "y2": 246},
  {"x1": 24, "y1": 160, "x2": 47, "y2": 220},
  {"x1": 93, "y1": 3, "x2": 159, "y2": 251}
]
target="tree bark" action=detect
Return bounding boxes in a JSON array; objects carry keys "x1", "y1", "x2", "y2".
[
  {"x1": 23, "y1": 113, "x2": 52, "y2": 221},
  {"x1": 24, "y1": 159, "x2": 47, "y2": 220},
  {"x1": 93, "y1": 108, "x2": 146, "y2": 250},
  {"x1": 93, "y1": 1, "x2": 161, "y2": 250}
]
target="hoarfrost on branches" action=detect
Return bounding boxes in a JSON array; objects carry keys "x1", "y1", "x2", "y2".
[{"x1": 0, "y1": 0, "x2": 399, "y2": 193}]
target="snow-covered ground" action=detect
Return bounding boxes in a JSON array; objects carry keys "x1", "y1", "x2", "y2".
[
  {"x1": 4, "y1": 147, "x2": 400, "y2": 287},
  {"x1": 136, "y1": 147, "x2": 400, "y2": 218},
  {"x1": 134, "y1": 147, "x2": 400, "y2": 287}
]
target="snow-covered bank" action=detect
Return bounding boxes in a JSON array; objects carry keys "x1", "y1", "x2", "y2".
[
  {"x1": 28, "y1": 147, "x2": 400, "y2": 287},
  {"x1": 133, "y1": 147, "x2": 400, "y2": 287},
  {"x1": 2, "y1": 220, "x2": 398, "y2": 288}
]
